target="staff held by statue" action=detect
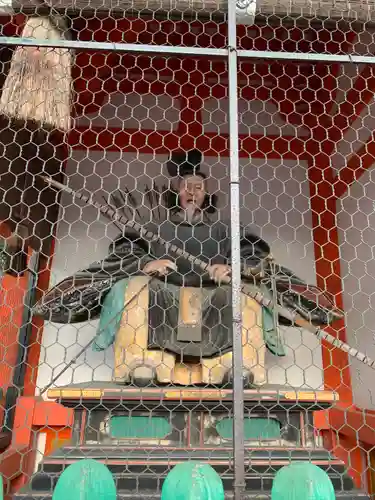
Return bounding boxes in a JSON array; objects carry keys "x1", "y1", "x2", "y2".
[{"x1": 37, "y1": 167, "x2": 375, "y2": 374}]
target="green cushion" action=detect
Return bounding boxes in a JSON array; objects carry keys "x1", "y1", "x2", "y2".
[
  {"x1": 161, "y1": 462, "x2": 224, "y2": 500},
  {"x1": 93, "y1": 279, "x2": 128, "y2": 351},
  {"x1": 216, "y1": 417, "x2": 281, "y2": 440},
  {"x1": 110, "y1": 415, "x2": 171, "y2": 439},
  {"x1": 271, "y1": 462, "x2": 335, "y2": 500},
  {"x1": 52, "y1": 459, "x2": 116, "y2": 500}
]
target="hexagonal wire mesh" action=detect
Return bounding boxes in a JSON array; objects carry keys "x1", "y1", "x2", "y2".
[{"x1": 0, "y1": 2, "x2": 375, "y2": 499}]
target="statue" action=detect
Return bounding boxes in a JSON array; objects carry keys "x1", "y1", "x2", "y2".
[{"x1": 33, "y1": 150, "x2": 343, "y2": 387}]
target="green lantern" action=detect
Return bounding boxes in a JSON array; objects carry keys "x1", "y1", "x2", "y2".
[
  {"x1": 52, "y1": 459, "x2": 116, "y2": 500},
  {"x1": 271, "y1": 462, "x2": 335, "y2": 500},
  {"x1": 161, "y1": 462, "x2": 225, "y2": 500}
]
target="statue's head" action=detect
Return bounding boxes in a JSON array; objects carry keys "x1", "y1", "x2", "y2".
[
  {"x1": 166, "y1": 149, "x2": 217, "y2": 213},
  {"x1": 178, "y1": 172, "x2": 207, "y2": 210}
]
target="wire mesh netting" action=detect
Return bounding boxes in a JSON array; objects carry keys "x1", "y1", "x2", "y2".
[{"x1": 0, "y1": 3, "x2": 375, "y2": 499}]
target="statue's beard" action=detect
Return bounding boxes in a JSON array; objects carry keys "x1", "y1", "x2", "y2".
[
  {"x1": 183, "y1": 202, "x2": 202, "y2": 223},
  {"x1": 185, "y1": 203, "x2": 196, "y2": 222}
]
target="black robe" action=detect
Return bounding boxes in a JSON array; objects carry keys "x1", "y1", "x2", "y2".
[
  {"x1": 33, "y1": 210, "x2": 271, "y2": 357},
  {"x1": 33, "y1": 208, "x2": 343, "y2": 357}
]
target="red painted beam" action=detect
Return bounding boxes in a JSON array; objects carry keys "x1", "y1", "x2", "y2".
[
  {"x1": 324, "y1": 31, "x2": 357, "y2": 118},
  {"x1": 307, "y1": 125, "x2": 365, "y2": 486},
  {"x1": 1, "y1": 13, "x2": 357, "y2": 54},
  {"x1": 0, "y1": 274, "x2": 29, "y2": 401},
  {"x1": 0, "y1": 446, "x2": 31, "y2": 494},
  {"x1": 334, "y1": 131, "x2": 375, "y2": 198},
  {"x1": 330, "y1": 65, "x2": 375, "y2": 144},
  {"x1": 270, "y1": 62, "x2": 337, "y2": 139},
  {"x1": 271, "y1": 31, "x2": 356, "y2": 145},
  {"x1": 70, "y1": 16, "x2": 355, "y2": 53},
  {"x1": 275, "y1": 57, "x2": 353, "y2": 400},
  {"x1": 315, "y1": 405, "x2": 366, "y2": 489},
  {"x1": 3, "y1": 398, "x2": 74, "y2": 496},
  {"x1": 315, "y1": 404, "x2": 375, "y2": 447},
  {"x1": 328, "y1": 404, "x2": 375, "y2": 447},
  {"x1": 33, "y1": 400, "x2": 74, "y2": 428},
  {"x1": 307, "y1": 146, "x2": 352, "y2": 402},
  {"x1": 330, "y1": 64, "x2": 375, "y2": 198},
  {"x1": 69, "y1": 127, "x2": 308, "y2": 159}
]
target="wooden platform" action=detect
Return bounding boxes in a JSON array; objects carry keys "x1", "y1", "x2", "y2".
[
  {"x1": 15, "y1": 382, "x2": 369, "y2": 499},
  {"x1": 46, "y1": 382, "x2": 338, "y2": 411}
]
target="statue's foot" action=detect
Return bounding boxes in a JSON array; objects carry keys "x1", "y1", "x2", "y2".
[
  {"x1": 118, "y1": 365, "x2": 175, "y2": 388},
  {"x1": 222, "y1": 370, "x2": 255, "y2": 389},
  {"x1": 129, "y1": 365, "x2": 173, "y2": 387},
  {"x1": 131, "y1": 366, "x2": 157, "y2": 387},
  {"x1": 113, "y1": 366, "x2": 158, "y2": 387},
  {"x1": 114, "y1": 350, "x2": 176, "y2": 387}
]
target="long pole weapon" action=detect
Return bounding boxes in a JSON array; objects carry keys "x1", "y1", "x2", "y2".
[{"x1": 41, "y1": 176, "x2": 375, "y2": 371}]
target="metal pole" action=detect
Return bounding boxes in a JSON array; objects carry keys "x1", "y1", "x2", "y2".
[
  {"x1": 227, "y1": 1, "x2": 245, "y2": 498},
  {"x1": 0, "y1": 36, "x2": 374, "y2": 65},
  {"x1": 0, "y1": 37, "x2": 228, "y2": 57}
]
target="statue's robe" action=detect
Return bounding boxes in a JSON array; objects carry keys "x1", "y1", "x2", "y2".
[
  {"x1": 33, "y1": 209, "x2": 281, "y2": 358},
  {"x1": 33, "y1": 207, "x2": 343, "y2": 358}
]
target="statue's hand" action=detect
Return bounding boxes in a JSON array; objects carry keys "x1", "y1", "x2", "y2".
[
  {"x1": 208, "y1": 264, "x2": 231, "y2": 284},
  {"x1": 143, "y1": 259, "x2": 177, "y2": 276}
]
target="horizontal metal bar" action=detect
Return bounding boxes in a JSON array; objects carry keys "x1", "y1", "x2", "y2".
[
  {"x1": 238, "y1": 49, "x2": 373, "y2": 64},
  {"x1": 0, "y1": 36, "x2": 228, "y2": 57},
  {"x1": 1, "y1": 35, "x2": 375, "y2": 64}
]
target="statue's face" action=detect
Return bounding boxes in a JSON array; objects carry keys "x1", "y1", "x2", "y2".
[{"x1": 179, "y1": 175, "x2": 206, "y2": 210}]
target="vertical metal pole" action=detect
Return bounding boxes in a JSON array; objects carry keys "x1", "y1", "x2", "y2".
[{"x1": 227, "y1": 3, "x2": 245, "y2": 499}]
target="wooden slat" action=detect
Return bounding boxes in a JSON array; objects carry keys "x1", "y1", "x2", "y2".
[
  {"x1": 46, "y1": 384, "x2": 338, "y2": 404},
  {"x1": 258, "y1": 0, "x2": 375, "y2": 22},
  {"x1": 8, "y1": 0, "x2": 375, "y2": 22}
]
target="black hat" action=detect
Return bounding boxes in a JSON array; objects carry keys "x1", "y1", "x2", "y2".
[{"x1": 166, "y1": 149, "x2": 202, "y2": 178}]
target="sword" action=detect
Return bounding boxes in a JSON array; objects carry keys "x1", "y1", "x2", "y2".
[{"x1": 40, "y1": 176, "x2": 375, "y2": 371}]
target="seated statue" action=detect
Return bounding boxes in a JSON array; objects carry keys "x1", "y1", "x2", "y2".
[{"x1": 33, "y1": 150, "x2": 343, "y2": 387}]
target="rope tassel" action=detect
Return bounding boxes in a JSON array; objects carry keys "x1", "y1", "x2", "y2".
[{"x1": 0, "y1": 16, "x2": 72, "y2": 131}]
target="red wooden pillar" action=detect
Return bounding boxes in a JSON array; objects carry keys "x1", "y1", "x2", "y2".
[
  {"x1": 307, "y1": 145, "x2": 352, "y2": 400},
  {"x1": 23, "y1": 249, "x2": 55, "y2": 397},
  {"x1": 0, "y1": 250, "x2": 54, "y2": 395},
  {"x1": 307, "y1": 139, "x2": 363, "y2": 488},
  {"x1": 305, "y1": 61, "x2": 375, "y2": 491},
  {"x1": 0, "y1": 234, "x2": 28, "y2": 400}
]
